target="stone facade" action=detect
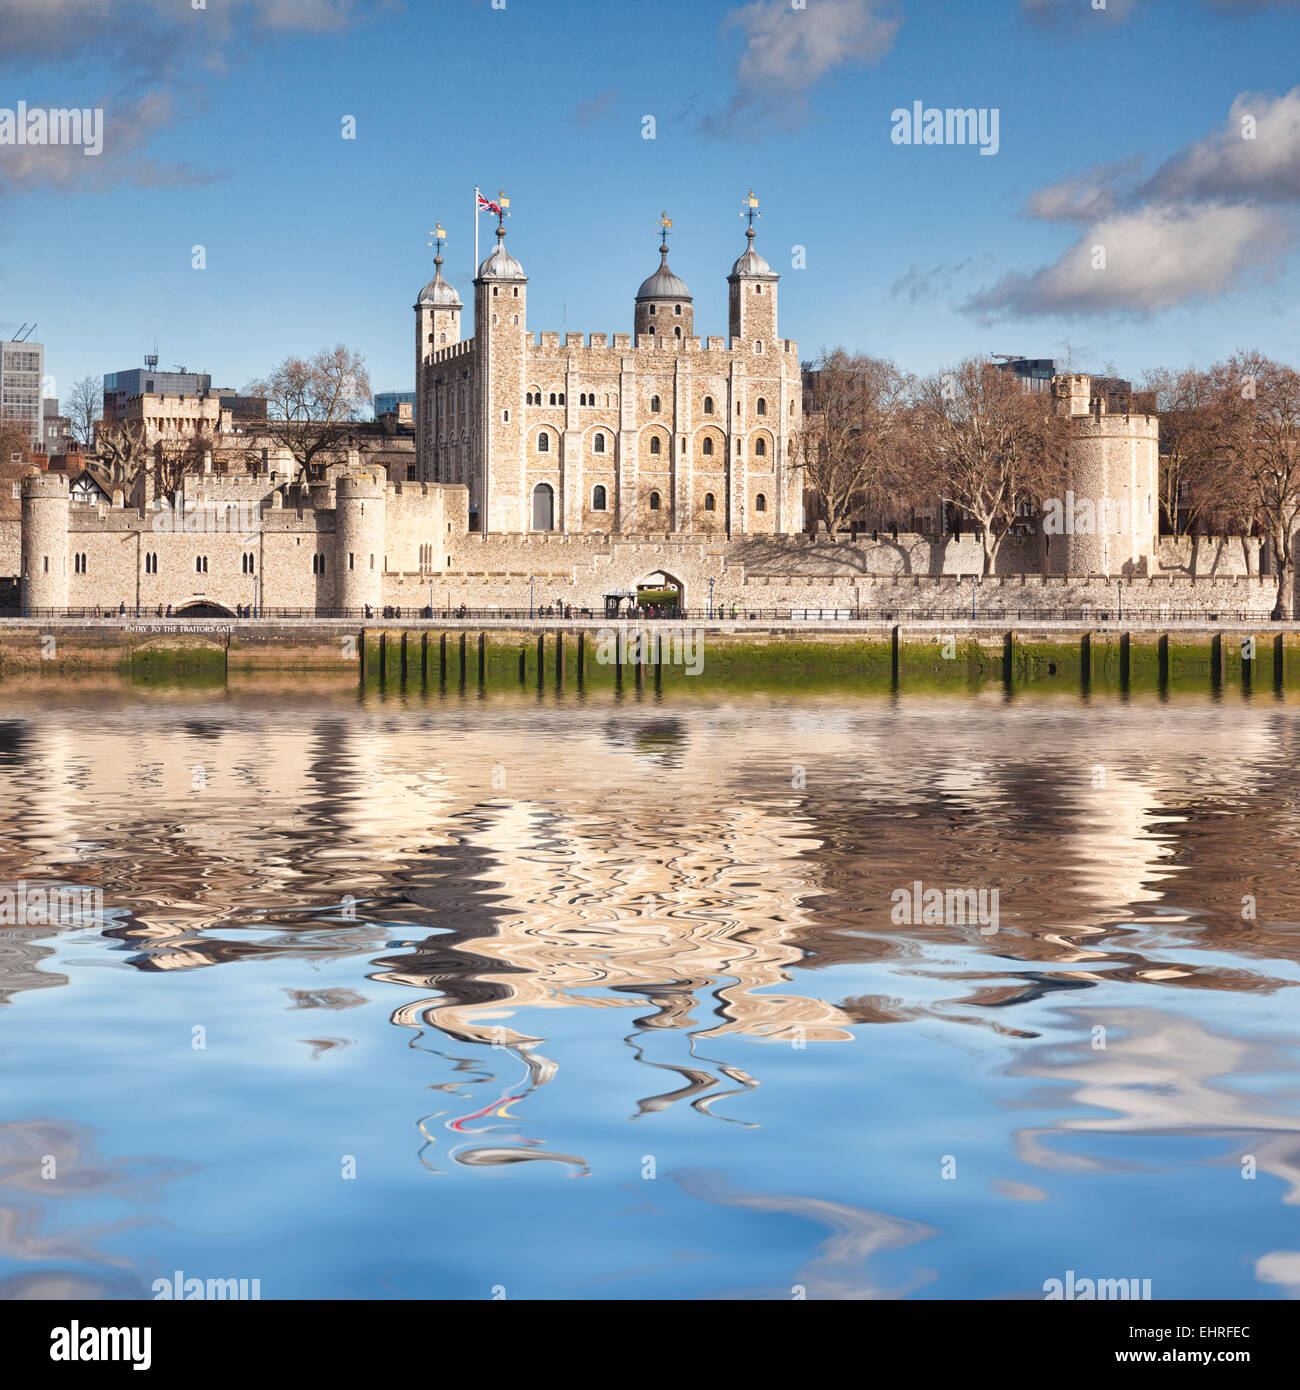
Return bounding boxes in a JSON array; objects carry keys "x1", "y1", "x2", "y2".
[
  {"x1": 415, "y1": 217, "x2": 803, "y2": 538},
  {"x1": 2, "y1": 463, "x2": 1282, "y2": 618},
  {"x1": 16, "y1": 466, "x2": 468, "y2": 614},
  {"x1": 0, "y1": 207, "x2": 1278, "y2": 618},
  {"x1": 1047, "y1": 374, "x2": 1160, "y2": 576}
]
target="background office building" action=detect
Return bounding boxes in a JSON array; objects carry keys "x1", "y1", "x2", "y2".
[
  {"x1": 1, "y1": 336, "x2": 46, "y2": 448},
  {"x1": 374, "y1": 390, "x2": 415, "y2": 422}
]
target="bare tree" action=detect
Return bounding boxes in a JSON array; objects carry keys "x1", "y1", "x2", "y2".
[
  {"x1": 0, "y1": 413, "x2": 34, "y2": 465},
  {"x1": 153, "y1": 434, "x2": 208, "y2": 498},
  {"x1": 1141, "y1": 367, "x2": 1220, "y2": 537},
  {"x1": 93, "y1": 418, "x2": 152, "y2": 496},
  {"x1": 794, "y1": 350, "x2": 912, "y2": 538},
  {"x1": 909, "y1": 358, "x2": 1072, "y2": 576},
  {"x1": 1210, "y1": 351, "x2": 1300, "y2": 619},
  {"x1": 65, "y1": 375, "x2": 102, "y2": 448},
  {"x1": 247, "y1": 345, "x2": 370, "y2": 478}
]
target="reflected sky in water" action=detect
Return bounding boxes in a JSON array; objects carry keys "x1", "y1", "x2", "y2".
[{"x1": 1, "y1": 681, "x2": 1298, "y2": 1299}]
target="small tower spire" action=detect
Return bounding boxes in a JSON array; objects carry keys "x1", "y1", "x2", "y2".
[
  {"x1": 496, "y1": 189, "x2": 511, "y2": 244},
  {"x1": 657, "y1": 211, "x2": 672, "y2": 265},
  {"x1": 428, "y1": 222, "x2": 447, "y2": 272},
  {"x1": 741, "y1": 189, "x2": 760, "y2": 247}
]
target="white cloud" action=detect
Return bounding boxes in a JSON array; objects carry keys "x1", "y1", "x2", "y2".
[
  {"x1": 0, "y1": 0, "x2": 377, "y2": 69},
  {"x1": 1255, "y1": 1250, "x2": 1300, "y2": 1294},
  {"x1": 704, "y1": 0, "x2": 901, "y2": 132},
  {"x1": 1141, "y1": 86, "x2": 1300, "y2": 204},
  {"x1": 964, "y1": 202, "x2": 1292, "y2": 319},
  {"x1": 0, "y1": 92, "x2": 215, "y2": 193},
  {"x1": 972, "y1": 82, "x2": 1300, "y2": 317},
  {"x1": 1024, "y1": 156, "x2": 1144, "y2": 222},
  {"x1": 0, "y1": 0, "x2": 383, "y2": 192},
  {"x1": 729, "y1": 0, "x2": 901, "y2": 93}
]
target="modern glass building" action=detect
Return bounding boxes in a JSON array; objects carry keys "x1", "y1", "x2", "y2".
[
  {"x1": 1, "y1": 338, "x2": 46, "y2": 448},
  {"x1": 374, "y1": 390, "x2": 416, "y2": 418}
]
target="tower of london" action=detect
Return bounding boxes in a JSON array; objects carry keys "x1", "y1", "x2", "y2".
[
  {"x1": 415, "y1": 208, "x2": 805, "y2": 537},
  {"x1": 3, "y1": 200, "x2": 1260, "y2": 620}
]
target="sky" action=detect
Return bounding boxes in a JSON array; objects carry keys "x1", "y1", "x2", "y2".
[{"x1": 3, "y1": 0, "x2": 1300, "y2": 410}]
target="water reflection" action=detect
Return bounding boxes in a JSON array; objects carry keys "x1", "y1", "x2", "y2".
[{"x1": 0, "y1": 684, "x2": 1298, "y2": 1297}]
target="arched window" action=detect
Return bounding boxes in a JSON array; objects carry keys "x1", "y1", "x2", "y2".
[
  {"x1": 592, "y1": 484, "x2": 607, "y2": 510},
  {"x1": 675, "y1": 304, "x2": 682, "y2": 315},
  {"x1": 704, "y1": 493, "x2": 715, "y2": 511},
  {"x1": 703, "y1": 396, "x2": 714, "y2": 415},
  {"x1": 649, "y1": 436, "x2": 661, "y2": 455},
  {"x1": 439, "y1": 332, "x2": 446, "y2": 344},
  {"x1": 648, "y1": 304, "x2": 656, "y2": 316},
  {"x1": 650, "y1": 394, "x2": 660, "y2": 412},
  {"x1": 594, "y1": 432, "x2": 606, "y2": 453},
  {"x1": 532, "y1": 482, "x2": 555, "y2": 531},
  {"x1": 649, "y1": 491, "x2": 661, "y2": 511},
  {"x1": 757, "y1": 398, "x2": 767, "y2": 415},
  {"x1": 549, "y1": 393, "x2": 557, "y2": 405},
  {"x1": 538, "y1": 431, "x2": 549, "y2": 452},
  {"x1": 756, "y1": 493, "x2": 767, "y2": 512},
  {"x1": 674, "y1": 326, "x2": 681, "y2": 338},
  {"x1": 558, "y1": 393, "x2": 565, "y2": 405},
  {"x1": 702, "y1": 437, "x2": 714, "y2": 456},
  {"x1": 755, "y1": 437, "x2": 766, "y2": 456},
  {"x1": 756, "y1": 284, "x2": 763, "y2": 295}
]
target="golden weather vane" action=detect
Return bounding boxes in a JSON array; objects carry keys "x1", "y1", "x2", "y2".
[{"x1": 742, "y1": 189, "x2": 760, "y2": 233}]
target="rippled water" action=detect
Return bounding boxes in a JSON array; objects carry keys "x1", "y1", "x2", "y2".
[{"x1": 2, "y1": 678, "x2": 1299, "y2": 1300}]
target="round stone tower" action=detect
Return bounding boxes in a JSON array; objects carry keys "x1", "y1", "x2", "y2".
[
  {"x1": 21, "y1": 471, "x2": 70, "y2": 611},
  {"x1": 1050, "y1": 375, "x2": 1159, "y2": 576},
  {"x1": 334, "y1": 472, "x2": 387, "y2": 613},
  {"x1": 634, "y1": 219, "x2": 693, "y2": 344}
]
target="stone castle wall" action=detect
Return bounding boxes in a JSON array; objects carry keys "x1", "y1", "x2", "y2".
[{"x1": 1, "y1": 470, "x2": 1283, "y2": 617}]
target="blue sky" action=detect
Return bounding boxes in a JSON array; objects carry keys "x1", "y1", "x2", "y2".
[{"x1": 3, "y1": 0, "x2": 1299, "y2": 408}]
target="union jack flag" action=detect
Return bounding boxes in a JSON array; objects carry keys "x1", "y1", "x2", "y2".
[{"x1": 476, "y1": 192, "x2": 501, "y2": 216}]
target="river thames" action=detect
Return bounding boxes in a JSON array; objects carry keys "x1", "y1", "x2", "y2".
[{"x1": 1, "y1": 680, "x2": 1298, "y2": 1300}]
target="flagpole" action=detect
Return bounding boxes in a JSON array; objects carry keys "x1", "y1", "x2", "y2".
[{"x1": 474, "y1": 185, "x2": 479, "y2": 277}]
